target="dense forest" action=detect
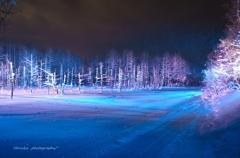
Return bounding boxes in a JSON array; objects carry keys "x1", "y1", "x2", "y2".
[{"x1": 0, "y1": 42, "x2": 200, "y2": 97}]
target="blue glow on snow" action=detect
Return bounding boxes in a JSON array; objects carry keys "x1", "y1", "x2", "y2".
[
  {"x1": 2, "y1": 88, "x2": 240, "y2": 158},
  {"x1": 52, "y1": 90, "x2": 203, "y2": 109}
]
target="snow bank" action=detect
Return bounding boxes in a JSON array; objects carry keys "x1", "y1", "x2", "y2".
[{"x1": 200, "y1": 91, "x2": 240, "y2": 132}]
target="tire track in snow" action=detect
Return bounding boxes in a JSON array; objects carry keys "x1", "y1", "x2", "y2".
[
  {"x1": 107, "y1": 109, "x2": 201, "y2": 158},
  {"x1": 79, "y1": 96, "x2": 202, "y2": 158},
  {"x1": 157, "y1": 100, "x2": 207, "y2": 158}
]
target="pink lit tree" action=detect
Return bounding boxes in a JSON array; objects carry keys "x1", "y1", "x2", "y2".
[{"x1": 203, "y1": 0, "x2": 240, "y2": 99}]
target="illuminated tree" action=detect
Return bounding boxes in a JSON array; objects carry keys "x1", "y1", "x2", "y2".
[
  {"x1": 44, "y1": 49, "x2": 53, "y2": 82},
  {"x1": 152, "y1": 56, "x2": 161, "y2": 89},
  {"x1": 106, "y1": 49, "x2": 118, "y2": 91},
  {"x1": 140, "y1": 52, "x2": 149, "y2": 89},
  {"x1": 172, "y1": 53, "x2": 189, "y2": 86},
  {"x1": 125, "y1": 51, "x2": 135, "y2": 90},
  {"x1": 203, "y1": 0, "x2": 240, "y2": 99},
  {"x1": 118, "y1": 67, "x2": 123, "y2": 92},
  {"x1": 162, "y1": 52, "x2": 173, "y2": 86},
  {"x1": 0, "y1": 45, "x2": 4, "y2": 91},
  {"x1": 23, "y1": 52, "x2": 38, "y2": 93}
]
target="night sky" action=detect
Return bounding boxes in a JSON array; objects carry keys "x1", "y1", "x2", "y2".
[{"x1": 1, "y1": 0, "x2": 229, "y2": 68}]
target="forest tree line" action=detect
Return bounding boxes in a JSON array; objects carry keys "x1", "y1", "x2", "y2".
[{"x1": 0, "y1": 43, "x2": 197, "y2": 97}]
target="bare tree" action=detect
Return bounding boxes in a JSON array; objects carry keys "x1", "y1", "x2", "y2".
[
  {"x1": 0, "y1": 62, "x2": 3, "y2": 92},
  {"x1": 152, "y1": 56, "x2": 161, "y2": 89},
  {"x1": 0, "y1": 45, "x2": 4, "y2": 91},
  {"x1": 0, "y1": 0, "x2": 20, "y2": 28},
  {"x1": 106, "y1": 49, "x2": 118, "y2": 91},
  {"x1": 38, "y1": 60, "x2": 43, "y2": 89},
  {"x1": 88, "y1": 68, "x2": 93, "y2": 87},
  {"x1": 125, "y1": 51, "x2": 135, "y2": 90},
  {"x1": 8, "y1": 60, "x2": 14, "y2": 98},
  {"x1": 140, "y1": 52, "x2": 149, "y2": 89},
  {"x1": 43, "y1": 69, "x2": 57, "y2": 96},
  {"x1": 136, "y1": 65, "x2": 143, "y2": 89},
  {"x1": 118, "y1": 67, "x2": 123, "y2": 92},
  {"x1": 23, "y1": 53, "x2": 38, "y2": 93},
  {"x1": 99, "y1": 62, "x2": 103, "y2": 92}
]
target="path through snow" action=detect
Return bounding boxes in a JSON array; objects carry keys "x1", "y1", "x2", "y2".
[{"x1": 0, "y1": 87, "x2": 239, "y2": 158}]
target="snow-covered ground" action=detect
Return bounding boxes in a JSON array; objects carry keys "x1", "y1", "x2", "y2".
[{"x1": 0, "y1": 87, "x2": 240, "y2": 158}]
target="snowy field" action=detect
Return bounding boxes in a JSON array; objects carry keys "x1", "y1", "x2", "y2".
[{"x1": 0, "y1": 87, "x2": 240, "y2": 158}]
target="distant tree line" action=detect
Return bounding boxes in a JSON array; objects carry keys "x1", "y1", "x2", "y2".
[{"x1": 0, "y1": 42, "x2": 200, "y2": 98}]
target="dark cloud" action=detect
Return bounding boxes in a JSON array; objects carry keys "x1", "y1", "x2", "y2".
[{"x1": 1, "y1": 0, "x2": 228, "y2": 63}]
